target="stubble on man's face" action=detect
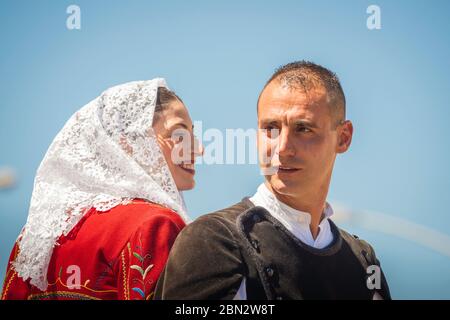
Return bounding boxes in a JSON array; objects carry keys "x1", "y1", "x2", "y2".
[{"x1": 257, "y1": 81, "x2": 339, "y2": 199}]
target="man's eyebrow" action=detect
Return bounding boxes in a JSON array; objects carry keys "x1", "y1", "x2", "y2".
[
  {"x1": 294, "y1": 120, "x2": 319, "y2": 128},
  {"x1": 259, "y1": 119, "x2": 279, "y2": 126},
  {"x1": 259, "y1": 119, "x2": 319, "y2": 129}
]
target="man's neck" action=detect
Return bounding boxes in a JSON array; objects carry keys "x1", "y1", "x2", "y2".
[{"x1": 264, "y1": 182, "x2": 329, "y2": 239}]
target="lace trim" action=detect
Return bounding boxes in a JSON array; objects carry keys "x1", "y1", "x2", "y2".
[{"x1": 13, "y1": 79, "x2": 189, "y2": 291}]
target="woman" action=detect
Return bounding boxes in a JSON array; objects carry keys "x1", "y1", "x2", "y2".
[{"x1": 1, "y1": 78, "x2": 202, "y2": 300}]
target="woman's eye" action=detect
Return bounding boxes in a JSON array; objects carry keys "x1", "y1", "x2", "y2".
[{"x1": 171, "y1": 134, "x2": 184, "y2": 143}]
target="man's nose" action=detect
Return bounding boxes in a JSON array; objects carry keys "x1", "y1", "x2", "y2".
[{"x1": 277, "y1": 129, "x2": 295, "y2": 157}]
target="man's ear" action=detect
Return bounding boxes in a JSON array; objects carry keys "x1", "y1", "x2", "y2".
[{"x1": 336, "y1": 120, "x2": 353, "y2": 154}]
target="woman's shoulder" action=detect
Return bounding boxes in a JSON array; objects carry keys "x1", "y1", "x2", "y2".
[
  {"x1": 101, "y1": 199, "x2": 185, "y2": 227},
  {"x1": 63, "y1": 199, "x2": 185, "y2": 242}
]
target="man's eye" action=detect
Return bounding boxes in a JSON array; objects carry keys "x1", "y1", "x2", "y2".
[
  {"x1": 261, "y1": 126, "x2": 279, "y2": 137},
  {"x1": 262, "y1": 125, "x2": 278, "y2": 132},
  {"x1": 296, "y1": 126, "x2": 311, "y2": 133}
]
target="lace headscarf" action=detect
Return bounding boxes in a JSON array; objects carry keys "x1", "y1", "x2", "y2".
[{"x1": 12, "y1": 78, "x2": 190, "y2": 291}]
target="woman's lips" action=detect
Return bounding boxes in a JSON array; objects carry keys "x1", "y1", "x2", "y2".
[{"x1": 178, "y1": 163, "x2": 195, "y2": 175}]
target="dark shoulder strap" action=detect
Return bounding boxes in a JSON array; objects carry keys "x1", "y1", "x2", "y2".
[
  {"x1": 339, "y1": 228, "x2": 374, "y2": 270},
  {"x1": 338, "y1": 227, "x2": 392, "y2": 300}
]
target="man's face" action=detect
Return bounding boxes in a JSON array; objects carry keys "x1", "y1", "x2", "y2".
[{"x1": 257, "y1": 80, "x2": 352, "y2": 198}]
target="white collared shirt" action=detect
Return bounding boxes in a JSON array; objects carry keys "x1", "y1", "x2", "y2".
[{"x1": 249, "y1": 183, "x2": 334, "y2": 249}]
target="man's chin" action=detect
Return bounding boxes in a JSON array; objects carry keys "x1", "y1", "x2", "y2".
[{"x1": 266, "y1": 178, "x2": 300, "y2": 197}]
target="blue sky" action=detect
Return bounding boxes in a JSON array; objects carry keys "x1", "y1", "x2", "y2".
[{"x1": 1, "y1": 0, "x2": 449, "y2": 299}]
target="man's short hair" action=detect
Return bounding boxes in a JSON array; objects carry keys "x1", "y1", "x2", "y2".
[{"x1": 258, "y1": 61, "x2": 346, "y2": 127}]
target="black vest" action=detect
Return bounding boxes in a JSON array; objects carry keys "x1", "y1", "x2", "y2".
[
  {"x1": 236, "y1": 198, "x2": 391, "y2": 300},
  {"x1": 154, "y1": 198, "x2": 391, "y2": 300}
]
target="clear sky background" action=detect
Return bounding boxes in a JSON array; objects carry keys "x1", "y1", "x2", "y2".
[{"x1": 1, "y1": 0, "x2": 449, "y2": 299}]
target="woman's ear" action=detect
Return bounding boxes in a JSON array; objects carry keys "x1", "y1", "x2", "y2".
[{"x1": 336, "y1": 120, "x2": 353, "y2": 154}]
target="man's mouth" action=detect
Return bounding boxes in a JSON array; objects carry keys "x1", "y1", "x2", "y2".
[
  {"x1": 277, "y1": 166, "x2": 301, "y2": 173},
  {"x1": 178, "y1": 163, "x2": 195, "y2": 175}
]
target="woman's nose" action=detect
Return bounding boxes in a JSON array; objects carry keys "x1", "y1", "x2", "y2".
[{"x1": 193, "y1": 137, "x2": 204, "y2": 157}]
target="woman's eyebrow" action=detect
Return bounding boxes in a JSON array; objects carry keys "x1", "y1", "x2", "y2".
[{"x1": 171, "y1": 123, "x2": 190, "y2": 130}]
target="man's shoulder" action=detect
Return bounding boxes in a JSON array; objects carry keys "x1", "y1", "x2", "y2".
[
  {"x1": 334, "y1": 222, "x2": 391, "y2": 299},
  {"x1": 177, "y1": 199, "x2": 253, "y2": 241},
  {"x1": 193, "y1": 199, "x2": 252, "y2": 225},
  {"x1": 333, "y1": 222, "x2": 379, "y2": 264}
]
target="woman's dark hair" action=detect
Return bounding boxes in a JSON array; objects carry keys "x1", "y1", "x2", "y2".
[{"x1": 153, "y1": 87, "x2": 182, "y2": 124}]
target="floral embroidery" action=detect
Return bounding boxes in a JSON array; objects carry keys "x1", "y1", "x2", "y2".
[
  {"x1": 121, "y1": 249, "x2": 129, "y2": 299},
  {"x1": 46, "y1": 266, "x2": 117, "y2": 295},
  {"x1": 130, "y1": 233, "x2": 154, "y2": 300},
  {"x1": 94, "y1": 258, "x2": 117, "y2": 290}
]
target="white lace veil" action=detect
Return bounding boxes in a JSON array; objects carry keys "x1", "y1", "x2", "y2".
[{"x1": 12, "y1": 78, "x2": 190, "y2": 291}]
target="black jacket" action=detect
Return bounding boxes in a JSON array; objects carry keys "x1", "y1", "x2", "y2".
[{"x1": 155, "y1": 198, "x2": 391, "y2": 300}]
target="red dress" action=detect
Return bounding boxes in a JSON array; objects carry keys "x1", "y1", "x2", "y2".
[{"x1": 1, "y1": 199, "x2": 186, "y2": 300}]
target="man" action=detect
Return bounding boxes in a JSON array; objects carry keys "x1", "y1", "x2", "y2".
[{"x1": 154, "y1": 61, "x2": 391, "y2": 300}]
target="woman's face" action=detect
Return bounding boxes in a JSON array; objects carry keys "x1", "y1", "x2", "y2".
[{"x1": 152, "y1": 99, "x2": 202, "y2": 191}]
